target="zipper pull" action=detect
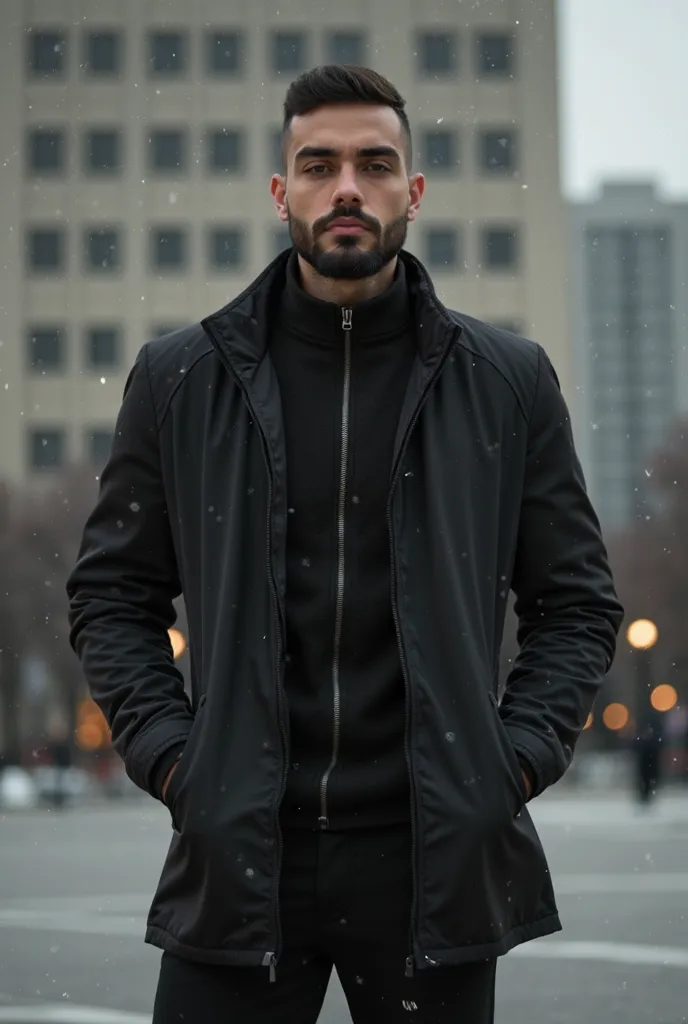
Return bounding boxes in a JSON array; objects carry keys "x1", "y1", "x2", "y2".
[
  {"x1": 405, "y1": 955, "x2": 415, "y2": 978},
  {"x1": 342, "y1": 308, "x2": 353, "y2": 331},
  {"x1": 262, "y1": 952, "x2": 277, "y2": 983}
]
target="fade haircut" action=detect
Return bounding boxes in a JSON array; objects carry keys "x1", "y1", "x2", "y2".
[{"x1": 280, "y1": 64, "x2": 412, "y2": 172}]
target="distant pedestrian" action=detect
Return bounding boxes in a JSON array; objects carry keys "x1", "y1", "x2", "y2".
[
  {"x1": 635, "y1": 705, "x2": 665, "y2": 804},
  {"x1": 67, "y1": 64, "x2": 623, "y2": 1024}
]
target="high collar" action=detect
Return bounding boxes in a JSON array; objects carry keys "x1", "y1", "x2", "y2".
[
  {"x1": 278, "y1": 250, "x2": 411, "y2": 345},
  {"x1": 202, "y1": 248, "x2": 460, "y2": 382}
]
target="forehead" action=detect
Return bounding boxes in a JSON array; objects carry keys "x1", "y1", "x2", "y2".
[{"x1": 287, "y1": 104, "x2": 405, "y2": 157}]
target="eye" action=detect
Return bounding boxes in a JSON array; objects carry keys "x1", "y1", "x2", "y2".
[
  {"x1": 366, "y1": 162, "x2": 391, "y2": 173},
  {"x1": 304, "y1": 163, "x2": 330, "y2": 175}
]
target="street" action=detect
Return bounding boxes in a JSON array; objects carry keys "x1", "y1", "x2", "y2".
[{"x1": 1, "y1": 789, "x2": 687, "y2": 1023}]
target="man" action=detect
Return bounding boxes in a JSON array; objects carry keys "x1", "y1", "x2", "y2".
[{"x1": 67, "y1": 65, "x2": 623, "y2": 1023}]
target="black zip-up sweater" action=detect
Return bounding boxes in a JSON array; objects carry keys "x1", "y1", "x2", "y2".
[{"x1": 270, "y1": 254, "x2": 415, "y2": 830}]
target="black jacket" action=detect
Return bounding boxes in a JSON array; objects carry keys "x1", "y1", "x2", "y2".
[{"x1": 67, "y1": 250, "x2": 623, "y2": 973}]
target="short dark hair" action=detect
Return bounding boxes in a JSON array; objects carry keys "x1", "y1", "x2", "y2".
[{"x1": 281, "y1": 64, "x2": 412, "y2": 170}]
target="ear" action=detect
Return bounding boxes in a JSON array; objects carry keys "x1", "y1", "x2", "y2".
[
  {"x1": 271, "y1": 174, "x2": 289, "y2": 223},
  {"x1": 407, "y1": 173, "x2": 425, "y2": 224}
]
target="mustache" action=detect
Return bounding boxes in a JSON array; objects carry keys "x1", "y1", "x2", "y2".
[{"x1": 314, "y1": 207, "x2": 381, "y2": 236}]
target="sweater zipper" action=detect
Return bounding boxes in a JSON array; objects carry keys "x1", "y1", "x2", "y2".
[
  {"x1": 318, "y1": 306, "x2": 353, "y2": 830},
  {"x1": 387, "y1": 326, "x2": 460, "y2": 979}
]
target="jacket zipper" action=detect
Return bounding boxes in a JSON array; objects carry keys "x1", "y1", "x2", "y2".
[
  {"x1": 197, "y1": 329, "x2": 287, "y2": 986},
  {"x1": 319, "y1": 307, "x2": 353, "y2": 830},
  {"x1": 387, "y1": 326, "x2": 460, "y2": 979}
]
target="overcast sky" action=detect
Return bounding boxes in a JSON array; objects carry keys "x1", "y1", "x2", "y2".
[{"x1": 558, "y1": 0, "x2": 688, "y2": 199}]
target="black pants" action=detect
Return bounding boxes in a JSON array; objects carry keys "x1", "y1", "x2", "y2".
[{"x1": 152, "y1": 822, "x2": 496, "y2": 1023}]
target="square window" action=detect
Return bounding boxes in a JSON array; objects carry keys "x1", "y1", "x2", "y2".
[
  {"x1": 148, "y1": 129, "x2": 187, "y2": 172},
  {"x1": 87, "y1": 428, "x2": 114, "y2": 466},
  {"x1": 206, "y1": 30, "x2": 244, "y2": 74},
  {"x1": 27, "y1": 128, "x2": 65, "y2": 175},
  {"x1": 29, "y1": 428, "x2": 65, "y2": 470},
  {"x1": 421, "y1": 129, "x2": 459, "y2": 172},
  {"x1": 84, "y1": 129, "x2": 122, "y2": 173},
  {"x1": 85, "y1": 228, "x2": 122, "y2": 272},
  {"x1": 483, "y1": 228, "x2": 519, "y2": 270},
  {"x1": 86, "y1": 326, "x2": 121, "y2": 369},
  {"x1": 272, "y1": 226, "x2": 291, "y2": 257},
  {"x1": 480, "y1": 130, "x2": 517, "y2": 174},
  {"x1": 477, "y1": 32, "x2": 515, "y2": 76},
  {"x1": 417, "y1": 31, "x2": 458, "y2": 76},
  {"x1": 208, "y1": 227, "x2": 245, "y2": 269},
  {"x1": 84, "y1": 31, "x2": 122, "y2": 75},
  {"x1": 27, "y1": 327, "x2": 65, "y2": 372},
  {"x1": 425, "y1": 228, "x2": 460, "y2": 269},
  {"x1": 271, "y1": 31, "x2": 307, "y2": 73},
  {"x1": 148, "y1": 31, "x2": 187, "y2": 75},
  {"x1": 268, "y1": 128, "x2": 284, "y2": 172},
  {"x1": 151, "y1": 227, "x2": 188, "y2": 270},
  {"x1": 327, "y1": 31, "x2": 366, "y2": 65},
  {"x1": 207, "y1": 129, "x2": 244, "y2": 174},
  {"x1": 28, "y1": 31, "x2": 66, "y2": 76},
  {"x1": 27, "y1": 228, "x2": 66, "y2": 272}
]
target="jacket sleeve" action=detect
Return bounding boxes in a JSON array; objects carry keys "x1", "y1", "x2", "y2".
[
  {"x1": 66, "y1": 344, "x2": 194, "y2": 800},
  {"x1": 501, "y1": 345, "x2": 624, "y2": 798}
]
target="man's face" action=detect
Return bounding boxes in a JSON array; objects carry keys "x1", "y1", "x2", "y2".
[{"x1": 271, "y1": 104, "x2": 424, "y2": 280}]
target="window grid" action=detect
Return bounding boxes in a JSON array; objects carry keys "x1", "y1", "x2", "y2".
[
  {"x1": 29, "y1": 428, "x2": 65, "y2": 471},
  {"x1": 271, "y1": 31, "x2": 307, "y2": 73},
  {"x1": 208, "y1": 227, "x2": 246, "y2": 269},
  {"x1": 83, "y1": 31, "x2": 122, "y2": 75},
  {"x1": 148, "y1": 129, "x2": 187, "y2": 173},
  {"x1": 86, "y1": 327, "x2": 121, "y2": 370},
  {"x1": 150, "y1": 227, "x2": 188, "y2": 270},
  {"x1": 27, "y1": 328, "x2": 65, "y2": 373},
  {"x1": 85, "y1": 228, "x2": 122, "y2": 273},
  {"x1": 148, "y1": 31, "x2": 188, "y2": 75},
  {"x1": 27, "y1": 128, "x2": 66, "y2": 175},
  {"x1": 417, "y1": 31, "x2": 458, "y2": 76},
  {"x1": 476, "y1": 32, "x2": 515, "y2": 76},
  {"x1": 27, "y1": 228, "x2": 66, "y2": 273},
  {"x1": 84, "y1": 129, "x2": 122, "y2": 174},
  {"x1": 421, "y1": 129, "x2": 460, "y2": 173},
  {"x1": 327, "y1": 31, "x2": 366, "y2": 65},
  {"x1": 480, "y1": 130, "x2": 517, "y2": 174},
  {"x1": 482, "y1": 227, "x2": 519, "y2": 270},
  {"x1": 207, "y1": 128, "x2": 245, "y2": 174},
  {"x1": 28, "y1": 31, "x2": 66, "y2": 77},
  {"x1": 206, "y1": 30, "x2": 244, "y2": 75}
]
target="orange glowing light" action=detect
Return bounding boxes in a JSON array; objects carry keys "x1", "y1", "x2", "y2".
[
  {"x1": 650, "y1": 684, "x2": 678, "y2": 712},
  {"x1": 168, "y1": 628, "x2": 187, "y2": 660},
  {"x1": 602, "y1": 703, "x2": 629, "y2": 731},
  {"x1": 626, "y1": 619, "x2": 658, "y2": 650}
]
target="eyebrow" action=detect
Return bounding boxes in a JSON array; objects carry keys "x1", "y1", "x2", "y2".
[{"x1": 294, "y1": 145, "x2": 401, "y2": 161}]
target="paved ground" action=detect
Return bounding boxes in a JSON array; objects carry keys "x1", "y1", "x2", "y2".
[{"x1": 1, "y1": 788, "x2": 687, "y2": 1023}]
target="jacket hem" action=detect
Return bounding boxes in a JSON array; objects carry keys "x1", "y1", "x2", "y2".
[
  {"x1": 415, "y1": 911, "x2": 562, "y2": 968},
  {"x1": 145, "y1": 924, "x2": 272, "y2": 967}
]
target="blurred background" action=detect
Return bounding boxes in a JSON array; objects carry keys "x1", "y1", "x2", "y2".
[{"x1": 1, "y1": 1, "x2": 687, "y2": 1022}]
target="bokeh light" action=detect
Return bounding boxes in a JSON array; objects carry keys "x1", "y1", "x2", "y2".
[
  {"x1": 602, "y1": 703, "x2": 629, "y2": 731},
  {"x1": 650, "y1": 684, "x2": 678, "y2": 712},
  {"x1": 168, "y1": 628, "x2": 187, "y2": 660},
  {"x1": 626, "y1": 619, "x2": 659, "y2": 650}
]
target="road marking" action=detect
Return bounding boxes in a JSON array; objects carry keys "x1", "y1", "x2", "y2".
[
  {"x1": 555, "y1": 872, "x2": 688, "y2": 894},
  {"x1": 0, "y1": 1006, "x2": 149, "y2": 1022},
  {"x1": 510, "y1": 939, "x2": 688, "y2": 968}
]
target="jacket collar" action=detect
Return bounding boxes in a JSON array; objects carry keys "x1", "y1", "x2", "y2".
[{"x1": 202, "y1": 248, "x2": 460, "y2": 382}]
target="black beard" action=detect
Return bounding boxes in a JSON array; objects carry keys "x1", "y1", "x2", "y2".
[{"x1": 287, "y1": 209, "x2": 409, "y2": 280}]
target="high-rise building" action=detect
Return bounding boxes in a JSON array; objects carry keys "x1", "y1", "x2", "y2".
[
  {"x1": 570, "y1": 182, "x2": 688, "y2": 531},
  {"x1": 0, "y1": 0, "x2": 569, "y2": 483}
]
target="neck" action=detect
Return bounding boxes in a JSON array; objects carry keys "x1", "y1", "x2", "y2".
[{"x1": 296, "y1": 255, "x2": 398, "y2": 306}]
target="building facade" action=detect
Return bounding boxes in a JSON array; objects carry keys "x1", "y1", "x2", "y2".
[
  {"x1": 0, "y1": 0, "x2": 569, "y2": 483},
  {"x1": 571, "y1": 182, "x2": 688, "y2": 531}
]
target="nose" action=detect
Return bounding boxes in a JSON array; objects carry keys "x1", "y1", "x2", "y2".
[{"x1": 331, "y1": 163, "x2": 364, "y2": 207}]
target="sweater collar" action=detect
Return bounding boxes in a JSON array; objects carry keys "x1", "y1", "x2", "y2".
[{"x1": 277, "y1": 250, "x2": 411, "y2": 344}]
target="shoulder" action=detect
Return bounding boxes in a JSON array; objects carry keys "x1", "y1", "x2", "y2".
[
  {"x1": 140, "y1": 324, "x2": 215, "y2": 426},
  {"x1": 446, "y1": 309, "x2": 543, "y2": 421}
]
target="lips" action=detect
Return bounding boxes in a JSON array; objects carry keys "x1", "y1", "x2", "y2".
[{"x1": 327, "y1": 220, "x2": 367, "y2": 233}]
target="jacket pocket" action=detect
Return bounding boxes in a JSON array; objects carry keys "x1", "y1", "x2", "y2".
[
  {"x1": 488, "y1": 691, "x2": 528, "y2": 811},
  {"x1": 165, "y1": 694, "x2": 207, "y2": 832}
]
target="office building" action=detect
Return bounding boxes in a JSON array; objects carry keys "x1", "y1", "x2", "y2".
[
  {"x1": 571, "y1": 181, "x2": 688, "y2": 531},
  {"x1": 0, "y1": 0, "x2": 569, "y2": 482}
]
